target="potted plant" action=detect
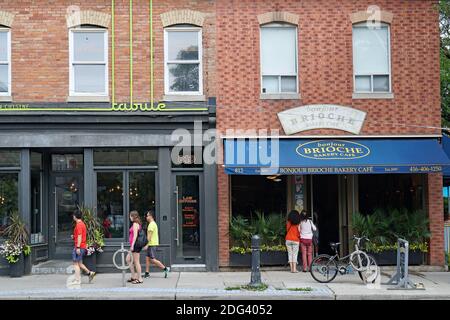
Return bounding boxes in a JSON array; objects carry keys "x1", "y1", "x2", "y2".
[
  {"x1": 78, "y1": 205, "x2": 105, "y2": 273},
  {"x1": 352, "y1": 208, "x2": 430, "y2": 265},
  {"x1": 229, "y1": 212, "x2": 289, "y2": 267},
  {"x1": 0, "y1": 212, "x2": 31, "y2": 277}
]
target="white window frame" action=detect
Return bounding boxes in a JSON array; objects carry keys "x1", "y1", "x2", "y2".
[
  {"x1": 69, "y1": 28, "x2": 108, "y2": 97},
  {"x1": 0, "y1": 28, "x2": 11, "y2": 96},
  {"x1": 164, "y1": 26, "x2": 203, "y2": 96},
  {"x1": 260, "y1": 23, "x2": 298, "y2": 94},
  {"x1": 352, "y1": 22, "x2": 392, "y2": 93}
]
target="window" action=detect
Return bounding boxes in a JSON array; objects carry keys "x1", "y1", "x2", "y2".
[
  {"x1": 164, "y1": 27, "x2": 202, "y2": 95},
  {"x1": 94, "y1": 149, "x2": 158, "y2": 167},
  {"x1": 0, "y1": 28, "x2": 11, "y2": 95},
  {"x1": 0, "y1": 173, "x2": 19, "y2": 236},
  {"x1": 260, "y1": 24, "x2": 297, "y2": 94},
  {"x1": 31, "y1": 152, "x2": 44, "y2": 244},
  {"x1": 69, "y1": 28, "x2": 108, "y2": 96},
  {"x1": 353, "y1": 23, "x2": 391, "y2": 93}
]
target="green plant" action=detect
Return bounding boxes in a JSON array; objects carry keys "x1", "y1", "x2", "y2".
[
  {"x1": 352, "y1": 208, "x2": 431, "y2": 253},
  {"x1": 229, "y1": 216, "x2": 254, "y2": 248},
  {"x1": 0, "y1": 212, "x2": 30, "y2": 263},
  {"x1": 225, "y1": 283, "x2": 268, "y2": 291},
  {"x1": 78, "y1": 205, "x2": 105, "y2": 255}
]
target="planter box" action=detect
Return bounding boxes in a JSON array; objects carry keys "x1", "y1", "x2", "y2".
[
  {"x1": 369, "y1": 250, "x2": 425, "y2": 266},
  {"x1": 9, "y1": 253, "x2": 24, "y2": 278},
  {"x1": 230, "y1": 251, "x2": 293, "y2": 267},
  {"x1": 83, "y1": 252, "x2": 97, "y2": 272}
]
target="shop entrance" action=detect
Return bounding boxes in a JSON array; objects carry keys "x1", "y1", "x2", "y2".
[
  {"x1": 172, "y1": 173, "x2": 204, "y2": 264},
  {"x1": 311, "y1": 175, "x2": 340, "y2": 255}
]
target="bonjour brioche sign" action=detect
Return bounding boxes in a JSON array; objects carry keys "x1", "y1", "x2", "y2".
[{"x1": 277, "y1": 105, "x2": 367, "y2": 135}]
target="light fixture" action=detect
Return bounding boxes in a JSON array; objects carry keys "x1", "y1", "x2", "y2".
[{"x1": 274, "y1": 178, "x2": 282, "y2": 182}]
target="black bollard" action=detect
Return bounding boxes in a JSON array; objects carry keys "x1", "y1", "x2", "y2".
[{"x1": 249, "y1": 235, "x2": 261, "y2": 286}]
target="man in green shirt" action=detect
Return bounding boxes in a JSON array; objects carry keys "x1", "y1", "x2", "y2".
[{"x1": 143, "y1": 210, "x2": 170, "y2": 278}]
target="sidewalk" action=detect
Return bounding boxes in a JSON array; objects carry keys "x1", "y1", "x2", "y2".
[{"x1": 0, "y1": 270, "x2": 449, "y2": 300}]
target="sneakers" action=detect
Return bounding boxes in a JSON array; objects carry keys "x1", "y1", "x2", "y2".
[
  {"x1": 164, "y1": 267, "x2": 170, "y2": 278},
  {"x1": 144, "y1": 272, "x2": 150, "y2": 278},
  {"x1": 88, "y1": 271, "x2": 96, "y2": 283}
]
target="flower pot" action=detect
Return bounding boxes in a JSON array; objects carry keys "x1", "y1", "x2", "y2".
[
  {"x1": 83, "y1": 252, "x2": 97, "y2": 273},
  {"x1": 9, "y1": 253, "x2": 25, "y2": 278},
  {"x1": 368, "y1": 250, "x2": 425, "y2": 266},
  {"x1": 24, "y1": 253, "x2": 32, "y2": 275}
]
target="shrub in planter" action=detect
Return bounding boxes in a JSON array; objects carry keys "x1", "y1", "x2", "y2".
[
  {"x1": 78, "y1": 205, "x2": 105, "y2": 272},
  {"x1": 352, "y1": 209, "x2": 430, "y2": 265},
  {"x1": 0, "y1": 212, "x2": 31, "y2": 277}
]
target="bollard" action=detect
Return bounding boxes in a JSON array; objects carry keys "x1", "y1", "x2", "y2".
[{"x1": 249, "y1": 235, "x2": 261, "y2": 287}]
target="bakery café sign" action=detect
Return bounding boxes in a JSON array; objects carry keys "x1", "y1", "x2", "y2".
[{"x1": 277, "y1": 105, "x2": 367, "y2": 135}]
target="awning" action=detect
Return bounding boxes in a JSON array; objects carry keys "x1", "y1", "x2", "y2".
[
  {"x1": 442, "y1": 134, "x2": 450, "y2": 177},
  {"x1": 224, "y1": 138, "x2": 450, "y2": 175}
]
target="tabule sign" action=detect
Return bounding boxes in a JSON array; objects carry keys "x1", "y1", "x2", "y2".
[
  {"x1": 296, "y1": 140, "x2": 371, "y2": 160},
  {"x1": 277, "y1": 105, "x2": 367, "y2": 135}
]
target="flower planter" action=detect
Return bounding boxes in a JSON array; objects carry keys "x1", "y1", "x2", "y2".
[
  {"x1": 9, "y1": 253, "x2": 25, "y2": 278},
  {"x1": 83, "y1": 252, "x2": 97, "y2": 272},
  {"x1": 230, "y1": 251, "x2": 291, "y2": 267},
  {"x1": 368, "y1": 250, "x2": 425, "y2": 266}
]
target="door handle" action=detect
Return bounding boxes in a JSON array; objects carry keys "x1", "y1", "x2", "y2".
[
  {"x1": 174, "y1": 186, "x2": 179, "y2": 246},
  {"x1": 53, "y1": 187, "x2": 57, "y2": 241}
]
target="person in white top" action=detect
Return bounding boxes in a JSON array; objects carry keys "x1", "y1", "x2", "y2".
[{"x1": 299, "y1": 210, "x2": 317, "y2": 272}]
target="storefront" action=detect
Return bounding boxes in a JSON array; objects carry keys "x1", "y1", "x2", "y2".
[
  {"x1": 224, "y1": 137, "x2": 450, "y2": 262},
  {"x1": 0, "y1": 106, "x2": 218, "y2": 274}
]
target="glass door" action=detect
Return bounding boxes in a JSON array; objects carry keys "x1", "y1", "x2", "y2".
[
  {"x1": 173, "y1": 174, "x2": 203, "y2": 263},
  {"x1": 96, "y1": 170, "x2": 156, "y2": 241},
  {"x1": 49, "y1": 174, "x2": 83, "y2": 256}
]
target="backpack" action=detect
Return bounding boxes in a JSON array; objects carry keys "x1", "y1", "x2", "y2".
[{"x1": 135, "y1": 226, "x2": 148, "y2": 249}]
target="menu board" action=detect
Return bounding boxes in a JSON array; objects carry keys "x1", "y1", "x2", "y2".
[{"x1": 294, "y1": 175, "x2": 304, "y2": 212}]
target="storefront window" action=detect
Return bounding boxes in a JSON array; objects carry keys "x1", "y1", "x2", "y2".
[
  {"x1": 0, "y1": 150, "x2": 20, "y2": 167},
  {"x1": 129, "y1": 172, "x2": 156, "y2": 224},
  {"x1": 0, "y1": 173, "x2": 19, "y2": 236},
  {"x1": 97, "y1": 172, "x2": 124, "y2": 239},
  {"x1": 94, "y1": 149, "x2": 157, "y2": 167},
  {"x1": 171, "y1": 146, "x2": 203, "y2": 168},
  {"x1": 231, "y1": 175, "x2": 287, "y2": 218},
  {"x1": 52, "y1": 154, "x2": 83, "y2": 171},
  {"x1": 358, "y1": 174, "x2": 424, "y2": 215}
]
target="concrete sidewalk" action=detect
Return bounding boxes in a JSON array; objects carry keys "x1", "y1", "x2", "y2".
[{"x1": 0, "y1": 270, "x2": 449, "y2": 300}]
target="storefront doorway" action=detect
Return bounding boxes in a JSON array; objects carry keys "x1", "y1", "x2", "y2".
[
  {"x1": 172, "y1": 173, "x2": 204, "y2": 264},
  {"x1": 48, "y1": 153, "x2": 84, "y2": 259},
  {"x1": 311, "y1": 175, "x2": 340, "y2": 255}
]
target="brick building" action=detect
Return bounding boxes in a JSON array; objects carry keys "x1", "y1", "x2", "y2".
[
  {"x1": 0, "y1": 0, "x2": 447, "y2": 275},
  {"x1": 217, "y1": 0, "x2": 448, "y2": 268},
  {"x1": 0, "y1": 0, "x2": 219, "y2": 274}
]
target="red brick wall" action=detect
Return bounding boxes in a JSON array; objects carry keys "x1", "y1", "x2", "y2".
[
  {"x1": 1, "y1": 0, "x2": 216, "y2": 102},
  {"x1": 427, "y1": 173, "x2": 445, "y2": 266},
  {"x1": 216, "y1": 0, "x2": 442, "y2": 266}
]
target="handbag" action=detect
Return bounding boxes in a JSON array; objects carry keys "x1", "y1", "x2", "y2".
[{"x1": 310, "y1": 220, "x2": 319, "y2": 246}]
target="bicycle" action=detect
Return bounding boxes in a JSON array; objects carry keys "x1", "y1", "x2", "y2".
[{"x1": 310, "y1": 236, "x2": 378, "y2": 283}]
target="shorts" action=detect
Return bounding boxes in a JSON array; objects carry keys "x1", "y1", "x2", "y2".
[
  {"x1": 72, "y1": 248, "x2": 87, "y2": 262},
  {"x1": 131, "y1": 246, "x2": 142, "y2": 253},
  {"x1": 146, "y1": 246, "x2": 157, "y2": 259},
  {"x1": 286, "y1": 240, "x2": 299, "y2": 263}
]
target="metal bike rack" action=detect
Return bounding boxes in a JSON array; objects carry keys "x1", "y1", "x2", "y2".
[
  {"x1": 385, "y1": 238, "x2": 424, "y2": 290},
  {"x1": 112, "y1": 243, "x2": 133, "y2": 287}
]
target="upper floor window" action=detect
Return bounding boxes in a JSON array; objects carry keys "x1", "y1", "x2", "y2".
[
  {"x1": 260, "y1": 23, "x2": 298, "y2": 94},
  {"x1": 69, "y1": 27, "x2": 108, "y2": 96},
  {"x1": 353, "y1": 23, "x2": 391, "y2": 93},
  {"x1": 164, "y1": 26, "x2": 202, "y2": 95},
  {"x1": 0, "y1": 27, "x2": 11, "y2": 96}
]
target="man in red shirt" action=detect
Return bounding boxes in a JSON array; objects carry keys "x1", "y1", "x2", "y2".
[{"x1": 70, "y1": 210, "x2": 96, "y2": 286}]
